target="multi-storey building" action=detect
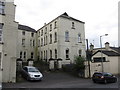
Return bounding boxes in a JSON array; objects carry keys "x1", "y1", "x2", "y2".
[
  {"x1": 0, "y1": 0, "x2": 86, "y2": 82},
  {"x1": 37, "y1": 12, "x2": 86, "y2": 65},
  {"x1": 0, "y1": 0, "x2": 18, "y2": 82},
  {"x1": 17, "y1": 24, "x2": 37, "y2": 62}
]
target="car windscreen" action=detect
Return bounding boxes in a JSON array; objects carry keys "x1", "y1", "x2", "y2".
[
  {"x1": 103, "y1": 73, "x2": 113, "y2": 76},
  {"x1": 28, "y1": 67, "x2": 39, "y2": 72}
]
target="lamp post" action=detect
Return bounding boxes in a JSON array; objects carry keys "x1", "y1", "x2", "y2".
[{"x1": 100, "y1": 34, "x2": 108, "y2": 72}]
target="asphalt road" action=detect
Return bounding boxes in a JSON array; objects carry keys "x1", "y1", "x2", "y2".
[{"x1": 2, "y1": 71, "x2": 119, "y2": 89}]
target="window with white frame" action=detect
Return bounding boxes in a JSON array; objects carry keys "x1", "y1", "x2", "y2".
[
  {"x1": 0, "y1": 23, "x2": 3, "y2": 42},
  {"x1": 65, "y1": 31, "x2": 69, "y2": 42},
  {"x1": 66, "y1": 48, "x2": 69, "y2": 59},
  {"x1": 0, "y1": 1, "x2": 5, "y2": 15},
  {"x1": 78, "y1": 34, "x2": 82, "y2": 43}
]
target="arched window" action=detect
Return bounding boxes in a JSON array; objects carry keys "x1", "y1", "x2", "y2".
[
  {"x1": 66, "y1": 48, "x2": 69, "y2": 59},
  {"x1": 65, "y1": 31, "x2": 69, "y2": 42}
]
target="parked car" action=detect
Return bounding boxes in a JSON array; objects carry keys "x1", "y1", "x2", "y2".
[
  {"x1": 92, "y1": 72, "x2": 117, "y2": 84},
  {"x1": 21, "y1": 66, "x2": 43, "y2": 81}
]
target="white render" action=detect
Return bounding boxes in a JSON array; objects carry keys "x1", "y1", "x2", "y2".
[
  {"x1": 37, "y1": 13, "x2": 86, "y2": 65},
  {"x1": 17, "y1": 28, "x2": 37, "y2": 61},
  {"x1": 91, "y1": 52, "x2": 119, "y2": 76},
  {"x1": 0, "y1": 0, "x2": 18, "y2": 82},
  {"x1": 89, "y1": 42, "x2": 120, "y2": 76}
]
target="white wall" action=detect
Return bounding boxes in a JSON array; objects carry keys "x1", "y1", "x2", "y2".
[
  {"x1": 1, "y1": 1, "x2": 18, "y2": 82},
  {"x1": 17, "y1": 30, "x2": 36, "y2": 61}
]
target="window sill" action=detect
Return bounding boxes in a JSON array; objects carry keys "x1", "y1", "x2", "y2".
[
  {"x1": 54, "y1": 41, "x2": 57, "y2": 43},
  {"x1": 65, "y1": 40, "x2": 70, "y2": 42},
  {"x1": 71, "y1": 27, "x2": 75, "y2": 29},
  {"x1": 66, "y1": 58, "x2": 70, "y2": 60}
]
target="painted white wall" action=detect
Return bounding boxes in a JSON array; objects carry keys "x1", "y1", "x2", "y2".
[
  {"x1": 37, "y1": 15, "x2": 86, "y2": 65},
  {"x1": 1, "y1": 1, "x2": 18, "y2": 82},
  {"x1": 17, "y1": 30, "x2": 37, "y2": 61},
  {"x1": 91, "y1": 52, "x2": 119, "y2": 76}
]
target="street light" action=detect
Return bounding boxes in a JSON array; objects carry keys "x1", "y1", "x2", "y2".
[{"x1": 100, "y1": 34, "x2": 108, "y2": 72}]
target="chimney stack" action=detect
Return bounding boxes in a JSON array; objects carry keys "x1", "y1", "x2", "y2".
[
  {"x1": 105, "y1": 42, "x2": 110, "y2": 50},
  {"x1": 90, "y1": 43, "x2": 94, "y2": 51}
]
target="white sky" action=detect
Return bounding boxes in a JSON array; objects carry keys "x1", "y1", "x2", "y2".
[{"x1": 14, "y1": 0, "x2": 119, "y2": 48}]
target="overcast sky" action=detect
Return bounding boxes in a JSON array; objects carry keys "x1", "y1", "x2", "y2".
[{"x1": 14, "y1": 0, "x2": 119, "y2": 48}]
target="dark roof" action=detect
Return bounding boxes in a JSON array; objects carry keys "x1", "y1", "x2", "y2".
[
  {"x1": 110, "y1": 47, "x2": 120, "y2": 53},
  {"x1": 18, "y1": 24, "x2": 36, "y2": 32},
  {"x1": 93, "y1": 50, "x2": 120, "y2": 56},
  {"x1": 59, "y1": 12, "x2": 85, "y2": 24}
]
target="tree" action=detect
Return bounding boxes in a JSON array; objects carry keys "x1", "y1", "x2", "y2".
[{"x1": 73, "y1": 56, "x2": 85, "y2": 77}]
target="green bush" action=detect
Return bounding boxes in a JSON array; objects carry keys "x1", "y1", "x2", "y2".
[{"x1": 73, "y1": 56, "x2": 85, "y2": 73}]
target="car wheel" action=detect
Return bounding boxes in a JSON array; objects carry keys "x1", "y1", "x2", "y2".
[
  {"x1": 113, "y1": 79, "x2": 117, "y2": 83},
  {"x1": 104, "y1": 79, "x2": 107, "y2": 84},
  {"x1": 93, "y1": 79, "x2": 96, "y2": 83}
]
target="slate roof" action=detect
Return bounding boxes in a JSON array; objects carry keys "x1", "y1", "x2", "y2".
[
  {"x1": 110, "y1": 47, "x2": 120, "y2": 53},
  {"x1": 18, "y1": 24, "x2": 36, "y2": 32},
  {"x1": 93, "y1": 50, "x2": 120, "y2": 56},
  {"x1": 59, "y1": 12, "x2": 85, "y2": 24}
]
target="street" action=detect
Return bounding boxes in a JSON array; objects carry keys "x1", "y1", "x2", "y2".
[{"x1": 2, "y1": 71, "x2": 119, "y2": 89}]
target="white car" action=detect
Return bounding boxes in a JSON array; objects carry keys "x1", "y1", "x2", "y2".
[{"x1": 21, "y1": 66, "x2": 43, "y2": 81}]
